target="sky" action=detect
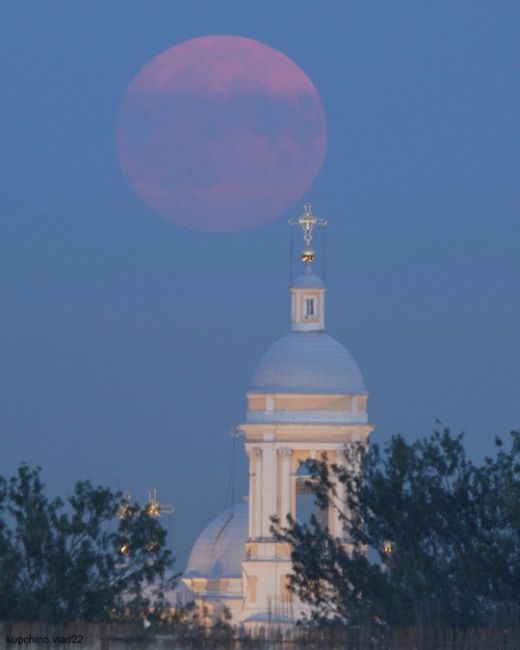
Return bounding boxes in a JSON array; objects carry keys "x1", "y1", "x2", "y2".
[{"x1": 1, "y1": 1, "x2": 520, "y2": 569}]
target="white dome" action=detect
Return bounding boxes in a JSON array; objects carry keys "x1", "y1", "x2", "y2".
[
  {"x1": 250, "y1": 331, "x2": 366, "y2": 394},
  {"x1": 184, "y1": 502, "x2": 248, "y2": 579},
  {"x1": 292, "y1": 267, "x2": 325, "y2": 289}
]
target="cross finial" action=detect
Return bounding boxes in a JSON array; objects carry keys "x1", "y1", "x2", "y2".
[
  {"x1": 118, "y1": 491, "x2": 133, "y2": 519},
  {"x1": 118, "y1": 489, "x2": 175, "y2": 519},
  {"x1": 146, "y1": 488, "x2": 175, "y2": 518},
  {"x1": 289, "y1": 204, "x2": 328, "y2": 264}
]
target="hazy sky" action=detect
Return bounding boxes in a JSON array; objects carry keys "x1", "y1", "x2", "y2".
[{"x1": 2, "y1": 1, "x2": 520, "y2": 569}]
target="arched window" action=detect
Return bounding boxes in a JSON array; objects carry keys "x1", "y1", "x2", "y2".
[{"x1": 295, "y1": 460, "x2": 327, "y2": 528}]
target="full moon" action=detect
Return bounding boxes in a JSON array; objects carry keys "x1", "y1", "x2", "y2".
[{"x1": 116, "y1": 36, "x2": 327, "y2": 232}]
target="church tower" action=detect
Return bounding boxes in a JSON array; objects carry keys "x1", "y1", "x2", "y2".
[
  {"x1": 240, "y1": 206, "x2": 374, "y2": 626},
  {"x1": 182, "y1": 205, "x2": 373, "y2": 627}
]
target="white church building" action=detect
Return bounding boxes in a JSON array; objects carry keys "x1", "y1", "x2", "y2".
[{"x1": 182, "y1": 206, "x2": 374, "y2": 627}]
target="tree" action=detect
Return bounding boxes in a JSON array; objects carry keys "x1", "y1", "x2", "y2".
[
  {"x1": 0, "y1": 464, "x2": 177, "y2": 623},
  {"x1": 273, "y1": 428, "x2": 520, "y2": 627}
]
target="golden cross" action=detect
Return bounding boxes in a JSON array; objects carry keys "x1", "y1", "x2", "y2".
[
  {"x1": 146, "y1": 488, "x2": 175, "y2": 518},
  {"x1": 289, "y1": 204, "x2": 328, "y2": 247},
  {"x1": 118, "y1": 491, "x2": 133, "y2": 520}
]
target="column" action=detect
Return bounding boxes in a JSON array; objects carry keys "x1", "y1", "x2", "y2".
[
  {"x1": 260, "y1": 443, "x2": 276, "y2": 537},
  {"x1": 248, "y1": 453, "x2": 254, "y2": 539},
  {"x1": 333, "y1": 448, "x2": 347, "y2": 540},
  {"x1": 252, "y1": 447, "x2": 263, "y2": 539},
  {"x1": 277, "y1": 447, "x2": 293, "y2": 526}
]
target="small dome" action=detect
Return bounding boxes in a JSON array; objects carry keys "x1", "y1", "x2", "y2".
[
  {"x1": 250, "y1": 332, "x2": 365, "y2": 394},
  {"x1": 292, "y1": 266, "x2": 325, "y2": 289},
  {"x1": 184, "y1": 502, "x2": 248, "y2": 579}
]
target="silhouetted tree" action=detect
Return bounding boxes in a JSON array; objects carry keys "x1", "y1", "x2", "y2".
[
  {"x1": 0, "y1": 464, "x2": 176, "y2": 623},
  {"x1": 274, "y1": 428, "x2": 520, "y2": 627}
]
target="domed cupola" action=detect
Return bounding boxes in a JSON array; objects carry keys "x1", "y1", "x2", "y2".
[
  {"x1": 183, "y1": 502, "x2": 248, "y2": 624},
  {"x1": 184, "y1": 502, "x2": 248, "y2": 579},
  {"x1": 250, "y1": 332, "x2": 365, "y2": 396},
  {"x1": 246, "y1": 205, "x2": 369, "y2": 425}
]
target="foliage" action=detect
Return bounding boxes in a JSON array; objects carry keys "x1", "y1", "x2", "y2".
[
  {"x1": 0, "y1": 464, "x2": 177, "y2": 623},
  {"x1": 273, "y1": 428, "x2": 520, "y2": 627}
]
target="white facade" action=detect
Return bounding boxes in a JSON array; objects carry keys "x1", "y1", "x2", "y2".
[{"x1": 183, "y1": 260, "x2": 373, "y2": 627}]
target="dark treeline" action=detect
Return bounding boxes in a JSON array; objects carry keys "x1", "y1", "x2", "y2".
[
  {"x1": 274, "y1": 427, "x2": 520, "y2": 630},
  {"x1": 0, "y1": 464, "x2": 175, "y2": 623},
  {"x1": 2, "y1": 427, "x2": 520, "y2": 646}
]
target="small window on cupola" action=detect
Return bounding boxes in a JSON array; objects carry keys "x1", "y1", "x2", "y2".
[{"x1": 304, "y1": 297, "x2": 316, "y2": 319}]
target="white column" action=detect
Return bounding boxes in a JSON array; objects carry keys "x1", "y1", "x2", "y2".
[
  {"x1": 248, "y1": 452, "x2": 254, "y2": 539},
  {"x1": 333, "y1": 448, "x2": 347, "y2": 540},
  {"x1": 252, "y1": 447, "x2": 263, "y2": 539},
  {"x1": 278, "y1": 447, "x2": 293, "y2": 526},
  {"x1": 261, "y1": 443, "x2": 276, "y2": 537}
]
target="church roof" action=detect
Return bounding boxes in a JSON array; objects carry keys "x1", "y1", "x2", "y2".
[
  {"x1": 184, "y1": 502, "x2": 248, "y2": 579},
  {"x1": 292, "y1": 266, "x2": 325, "y2": 289},
  {"x1": 250, "y1": 331, "x2": 366, "y2": 394}
]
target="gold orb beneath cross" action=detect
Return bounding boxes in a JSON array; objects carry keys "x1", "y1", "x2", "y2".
[{"x1": 301, "y1": 248, "x2": 315, "y2": 264}]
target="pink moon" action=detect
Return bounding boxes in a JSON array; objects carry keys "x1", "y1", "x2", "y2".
[{"x1": 115, "y1": 36, "x2": 327, "y2": 232}]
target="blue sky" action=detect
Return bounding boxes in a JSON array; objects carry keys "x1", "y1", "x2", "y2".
[{"x1": 1, "y1": 1, "x2": 519, "y2": 568}]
